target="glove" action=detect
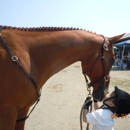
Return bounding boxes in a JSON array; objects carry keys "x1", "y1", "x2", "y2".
[
  {"x1": 84, "y1": 97, "x2": 91, "y2": 103},
  {"x1": 84, "y1": 97, "x2": 92, "y2": 110},
  {"x1": 84, "y1": 101, "x2": 92, "y2": 110},
  {"x1": 93, "y1": 99, "x2": 98, "y2": 103}
]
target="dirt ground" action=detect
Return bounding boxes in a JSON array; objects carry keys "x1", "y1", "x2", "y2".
[{"x1": 25, "y1": 62, "x2": 130, "y2": 130}]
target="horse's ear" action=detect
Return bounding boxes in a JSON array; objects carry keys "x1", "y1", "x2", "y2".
[{"x1": 108, "y1": 33, "x2": 125, "y2": 44}]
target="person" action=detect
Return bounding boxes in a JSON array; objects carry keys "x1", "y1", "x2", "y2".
[
  {"x1": 114, "y1": 55, "x2": 121, "y2": 69},
  {"x1": 123, "y1": 55, "x2": 128, "y2": 60},
  {"x1": 128, "y1": 52, "x2": 130, "y2": 59},
  {"x1": 127, "y1": 61, "x2": 130, "y2": 70},
  {"x1": 121, "y1": 62, "x2": 127, "y2": 70},
  {"x1": 82, "y1": 86, "x2": 130, "y2": 130}
]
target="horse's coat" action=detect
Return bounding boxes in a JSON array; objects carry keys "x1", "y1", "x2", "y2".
[{"x1": 0, "y1": 26, "x2": 124, "y2": 130}]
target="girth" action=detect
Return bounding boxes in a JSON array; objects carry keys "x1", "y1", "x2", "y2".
[{"x1": 0, "y1": 26, "x2": 41, "y2": 122}]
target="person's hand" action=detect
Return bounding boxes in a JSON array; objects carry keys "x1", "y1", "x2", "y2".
[
  {"x1": 84, "y1": 100, "x2": 92, "y2": 110},
  {"x1": 84, "y1": 97, "x2": 92, "y2": 110},
  {"x1": 84, "y1": 96, "x2": 91, "y2": 102}
]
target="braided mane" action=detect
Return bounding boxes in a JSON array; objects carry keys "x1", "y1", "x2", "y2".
[
  {"x1": 0, "y1": 25, "x2": 87, "y2": 32},
  {"x1": 0, "y1": 25, "x2": 97, "y2": 34}
]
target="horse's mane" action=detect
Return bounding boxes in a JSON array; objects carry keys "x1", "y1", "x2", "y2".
[
  {"x1": 0, "y1": 25, "x2": 85, "y2": 31},
  {"x1": 0, "y1": 25, "x2": 96, "y2": 33}
]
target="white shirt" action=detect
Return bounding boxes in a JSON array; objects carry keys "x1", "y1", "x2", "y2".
[{"x1": 86, "y1": 108, "x2": 115, "y2": 130}]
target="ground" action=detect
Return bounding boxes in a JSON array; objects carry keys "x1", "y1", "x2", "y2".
[{"x1": 25, "y1": 62, "x2": 130, "y2": 130}]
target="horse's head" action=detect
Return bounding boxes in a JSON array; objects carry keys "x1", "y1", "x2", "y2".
[{"x1": 81, "y1": 34, "x2": 125, "y2": 101}]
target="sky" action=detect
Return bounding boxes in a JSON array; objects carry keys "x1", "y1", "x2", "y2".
[{"x1": 0, "y1": 0, "x2": 130, "y2": 37}]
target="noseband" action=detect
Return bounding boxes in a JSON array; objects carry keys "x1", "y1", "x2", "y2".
[{"x1": 83, "y1": 35, "x2": 110, "y2": 88}]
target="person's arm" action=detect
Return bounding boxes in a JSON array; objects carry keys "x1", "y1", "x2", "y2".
[
  {"x1": 82, "y1": 97, "x2": 92, "y2": 123},
  {"x1": 82, "y1": 109, "x2": 89, "y2": 123},
  {"x1": 93, "y1": 99, "x2": 100, "y2": 110},
  {"x1": 94, "y1": 102, "x2": 100, "y2": 110}
]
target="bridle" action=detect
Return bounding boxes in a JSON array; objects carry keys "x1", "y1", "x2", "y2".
[
  {"x1": 83, "y1": 35, "x2": 110, "y2": 90},
  {"x1": 0, "y1": 26, "x2": 41, "y2": 122},
  {"x1": 80, "y1": 35, "x2": 111, "y2": 130}
]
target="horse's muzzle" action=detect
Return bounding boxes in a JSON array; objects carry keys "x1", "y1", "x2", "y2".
[{"x1": 92, "y1": 88, "x2": 105, "y2": 101}]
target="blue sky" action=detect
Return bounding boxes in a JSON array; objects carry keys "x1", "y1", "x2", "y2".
[{"x1": 0, "y1": 0, "x2": 130, "y2": 37}]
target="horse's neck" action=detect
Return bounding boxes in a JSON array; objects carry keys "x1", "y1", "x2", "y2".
[
  {"x1": 32, "y1": 31, "x2": 93, "y2": 79},
  {"x1": 5, "y1": 30, "x2": 99, "y2": 86}
]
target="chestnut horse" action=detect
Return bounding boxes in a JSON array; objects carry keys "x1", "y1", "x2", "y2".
[{"x1": 0, "y1": 26, "x2": 124, "y2": 130}]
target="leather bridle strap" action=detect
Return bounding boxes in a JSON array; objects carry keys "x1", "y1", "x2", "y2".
[
  {"x1": 83, "y1": 35, "x2": 110, "y2": 88},
  {"x1": 0, "y1": 26, "x2": 41, "y2": 122}
]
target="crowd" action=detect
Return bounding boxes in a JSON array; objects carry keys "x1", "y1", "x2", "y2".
[{"x1": 114, "y1": 55, "x2": 130, "y2": 70}]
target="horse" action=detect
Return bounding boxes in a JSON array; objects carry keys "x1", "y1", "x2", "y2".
[{"x1": 0, "y1": 25, "x2": 124, "y2": 130}]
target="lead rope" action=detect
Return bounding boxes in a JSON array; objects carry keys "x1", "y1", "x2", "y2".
[{"x1": 80, "y1": 74, "x2": 93, "y2": 130}]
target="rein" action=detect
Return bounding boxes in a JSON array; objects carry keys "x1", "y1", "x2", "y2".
[
  {"x1": 80, "y1": 85, "x2": 92, "y2": 130},
  {"x1": 0, "y1": 26, "x2": 41, "y2": 122},
  {"x1": 80, "y1": 35, "x2": 109, "y2": 130}
]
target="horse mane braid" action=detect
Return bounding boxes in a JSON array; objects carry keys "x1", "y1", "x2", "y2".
[
  {"x1": 0, "y1": 25, "x2": 87, "y2": 32},
  {"x1": 0, "y1": 25, "x2": 98, "y2": 34}
]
